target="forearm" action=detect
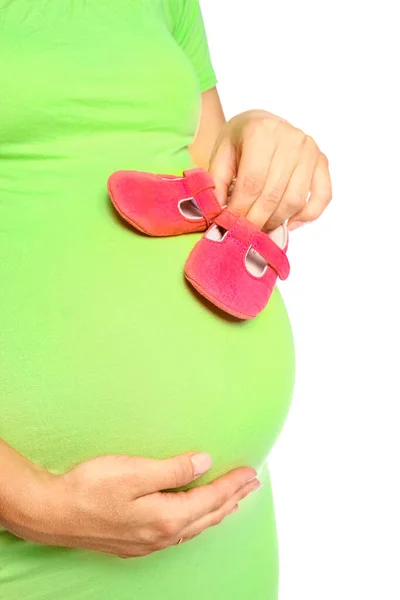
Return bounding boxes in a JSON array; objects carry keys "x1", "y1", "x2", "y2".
[
  {"x1": 189, "y1": 87, "x2": 226, "y2": 169},
  {"x1": 0, "y1": 438, "x2": 55, "y2": 539}
]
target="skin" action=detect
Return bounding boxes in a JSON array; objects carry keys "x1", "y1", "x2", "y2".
[
  {"x1": 0, "y1": 439, "x2": 259, "y2": 558},
  {"x1": 190, "y1": 88, "x2": 333, "y2": 231},
  {"x1": 1, "y1": 90, "x2": 331, "y2": 559}
]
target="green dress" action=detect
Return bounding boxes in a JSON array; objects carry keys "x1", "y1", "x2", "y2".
[{"x1": 0, "y1": 1, "x2": 295, "y2": 598}]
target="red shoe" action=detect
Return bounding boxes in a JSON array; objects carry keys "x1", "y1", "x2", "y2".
[
  {"x1": 184, "y1": 210, "x2": 290, "y2": 320},
  {"x1": 107, "y1": 168, "x2": 222, "y2": 237}
]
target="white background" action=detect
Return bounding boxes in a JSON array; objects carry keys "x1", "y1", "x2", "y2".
[{"x1": 202, "y1": 1, "x2": 400, "y2": 598}]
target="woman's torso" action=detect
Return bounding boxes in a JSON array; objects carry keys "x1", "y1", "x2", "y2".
[{"x1": 0, "y1": 2, "x2": 294, "y2": 598}]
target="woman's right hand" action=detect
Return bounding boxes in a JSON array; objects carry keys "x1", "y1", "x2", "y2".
[{"x1": 7, "y1": 452, "x2": 260, "y2": 558}]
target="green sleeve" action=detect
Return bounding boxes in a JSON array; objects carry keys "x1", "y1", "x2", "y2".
[{"x1": 168, "y1": 0, "x2": 217, "y2": 93}]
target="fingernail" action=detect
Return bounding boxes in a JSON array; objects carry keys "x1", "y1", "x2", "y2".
[
  {"x1": 288, "y1": 221, "x2": 306, "y2": 231},
  {"x1": 228, "y1": 504, "x2": 239, "y2": 515},
  {"x1": 250, "y1": 479, "x2": 263, "y2": 492},
  {"x1": 191, "y1": 453, "x2": 213, "y2": 477},
  {"x1": 247, "y1": 472, "x2": 259, "y2": 483}
]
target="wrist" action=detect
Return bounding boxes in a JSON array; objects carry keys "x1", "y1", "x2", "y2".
[
  {"x1": 1, "y1": 464, "x2": 51, "y2": 538},
  {"x1": 0, "y1": 444, "x2": 70, "y2": 545}
]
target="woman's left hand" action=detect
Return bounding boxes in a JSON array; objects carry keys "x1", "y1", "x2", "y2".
[{"x1": 209, "y1": 109, "x2": 332, "y2": 231}]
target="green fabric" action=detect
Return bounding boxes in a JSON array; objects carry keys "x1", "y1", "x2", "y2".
[{"x1": 0, "y1": 1, "x2": 295, "y2": 598}]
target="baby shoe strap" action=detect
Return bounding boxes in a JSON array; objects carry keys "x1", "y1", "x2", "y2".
[
  {"x1": 251, "y1": 230, "x2": 290, "y2": 280},
  {"x1": 214, "y1": 211, "x2": 290, "y2": 280},
  {"x1": 183, "y1": 169, "x2": 222, "y2": 225},
  {"x1": 213, "y1": 209, "x2": 240, "y2": 232}
]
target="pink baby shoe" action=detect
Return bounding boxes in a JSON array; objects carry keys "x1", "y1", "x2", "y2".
[
  {"x1": 107, "y1": 168, "x2": 222, "y2": 236},
  {"x1": 184, "y1": 209, "x2": 290, "y2": 320}
]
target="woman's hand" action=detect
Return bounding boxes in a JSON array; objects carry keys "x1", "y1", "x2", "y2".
[
  {"x1": 209, "y1": 109, "x2": 332, "y2": 231},
  {"x1": 5, "y1": 451, "x2": 259, "y2": 558}
]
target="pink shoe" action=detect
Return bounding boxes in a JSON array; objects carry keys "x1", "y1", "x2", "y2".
[
  {"x1": 184, "y1": 210, "x2": 290, "y2": 320},
  {"x1": 107, "y1": 168, "x2": 222, "y2": 237}
]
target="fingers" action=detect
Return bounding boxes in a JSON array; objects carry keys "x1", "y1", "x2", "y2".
[
  {"x1": 208, "y1": 137, "x2": 237, "y2": 207},
  {"x1": 168, "y1": 466, "x2": 257, "y2": 524},
  {"x1": 209, "y1": 113, "x2": 331, "y2": 231},
  {"x1": 119, "y1": 466, "x2": 259, "y2": 558},
  {"x1": 132, "y1": 452, "x2": 213, "y2": 496},
  {"x1": 288, "y1": 153, "x2": 332, "y2": 230},
  {"x1": 265, "y1": 136, "x2": 319, "y2": 230},
  {"x1": 245, "y1": 133, "x2": 305, "y2": 228},
  {"x1": 179, "y1": 477, "x2": 262, "y2": 541},
  {"x1": 134, "y1": 468, "x2": 259, "y2": 554},
  {"x1": 228, "y1": 130, "x2": 276, "y2": 216}
]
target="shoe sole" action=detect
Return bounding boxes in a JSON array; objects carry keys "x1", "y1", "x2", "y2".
[{"x1": 184, "y1": 272, "x2": 258, "y2": 320}]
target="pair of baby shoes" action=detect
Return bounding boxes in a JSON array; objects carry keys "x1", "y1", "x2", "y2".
[{"x1": 107, "y1": 168, "x2": 290, "y2": 320}]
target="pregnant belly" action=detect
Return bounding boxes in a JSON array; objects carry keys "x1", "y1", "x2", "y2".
[{"x1": 0, "y1": 178, "x2": 295, "y2": 484}]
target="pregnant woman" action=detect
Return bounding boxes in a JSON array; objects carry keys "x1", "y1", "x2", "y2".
[{"x1": 0, "y1": 2, "x2": 332, "y2": 599}]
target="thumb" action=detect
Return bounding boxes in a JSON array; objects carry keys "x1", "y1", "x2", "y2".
[
  {"x1": 209, "y1": 137, "x2": 237, "y2": 207},
  {"x1": 133, "y1": 453, "x2": 213, "y2": 496}
]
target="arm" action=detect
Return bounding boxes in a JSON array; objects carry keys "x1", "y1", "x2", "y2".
[
  {"x1": 0, "y1": 438, "x2": 53, "y2": 540},
  {"x1": 189, "y1": 87, "x2": 225, "y2": 170},
  {"x1": 0, "y1": 437, "x2": 258, "y2": 556}
]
